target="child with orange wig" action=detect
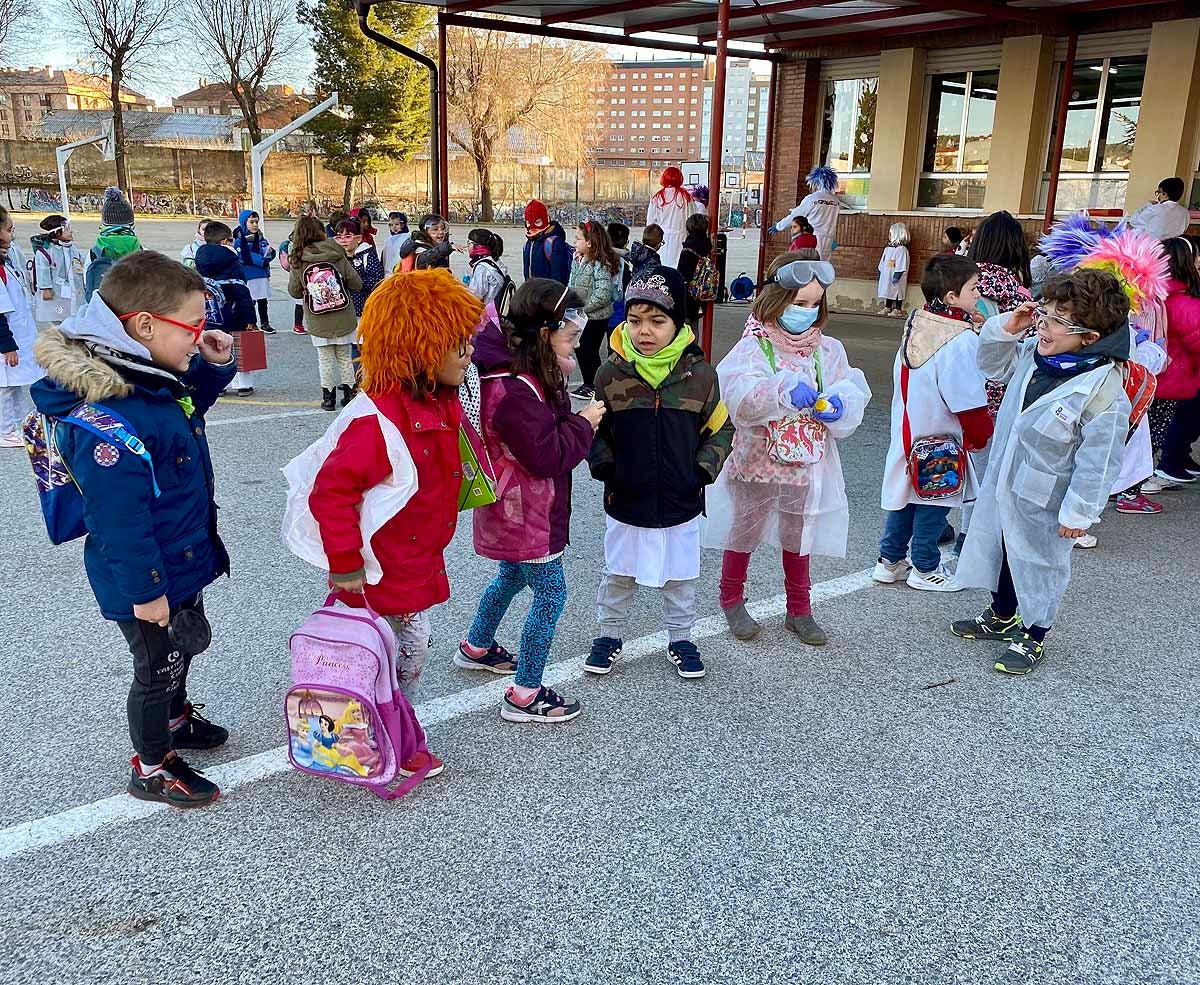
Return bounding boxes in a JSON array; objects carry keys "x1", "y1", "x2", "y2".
[{"x1": 299, "y1": 268, "x2": 482, "y2": 778}]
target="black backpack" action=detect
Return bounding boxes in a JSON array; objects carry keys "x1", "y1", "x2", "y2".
[{"x1": 479, "y1": 258, "x2": 515, "y2": 316}]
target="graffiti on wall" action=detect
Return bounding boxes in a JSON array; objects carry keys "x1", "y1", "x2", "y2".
[{"x1": 0, "y1": 186, "x2": 245, "y2": 216}]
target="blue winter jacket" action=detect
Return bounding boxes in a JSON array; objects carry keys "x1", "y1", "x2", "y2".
[
  {"x1": 522, "y1": 220, "x2": 571, "y2": 285},
  {"x1": 30, "y1": 296, "x2": 236, "y2": 622},
  {"x1": 194, "y1": 243, "x2": 258, "y2": 332},
  {"x1": 234, "y1": 209, "x2": 274, "y2": 283}
]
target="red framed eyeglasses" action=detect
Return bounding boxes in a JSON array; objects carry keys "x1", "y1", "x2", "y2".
[{"x1": 118, "y1": 312, "x2": 206, "y2": 342}]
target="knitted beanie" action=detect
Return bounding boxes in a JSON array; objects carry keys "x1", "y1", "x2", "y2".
[
  {"x1": 625, "y1": 264, "x2": 688, "y2": 331},
  {"x1": 100, "y1": 186, "x2": 134, "y2": 227}
]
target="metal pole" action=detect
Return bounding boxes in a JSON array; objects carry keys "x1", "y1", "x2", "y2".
[
  {"x1": 1043, "y1": 33, "x2": 1077, "y2": 233},
  {"x1": 54, "y1": 132, "x2": 108, "y2": 223},
  {"x1": 702, "y1": 0, "x2": 730, "y2": 359},
  {"x1": 250, "y1": 93, "x2": 339, "y2": 217},
  {"x1": 356, "y1": 1, "x2": 440, "y2": 219},
  {"x1": 757, "y1": 60, "x2": 778, "y2": 284},
  {"x1": 437, "y1": 17, "x2": 450, "y2": 215}
]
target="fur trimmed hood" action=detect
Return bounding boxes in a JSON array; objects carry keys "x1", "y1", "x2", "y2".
[{"x1": 34, "y1": 328, "x2": 132, "y2": 403}]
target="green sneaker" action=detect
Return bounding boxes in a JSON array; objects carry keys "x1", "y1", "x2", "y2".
[
  {"x1": 951, "y1": 607, "x2": 1022, "y2": 642},
  {"x1": 994, "y1": 633, "x2": 1046, "y2": 676}
]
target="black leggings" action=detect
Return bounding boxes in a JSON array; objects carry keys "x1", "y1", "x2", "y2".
[
  {"x1": 1160, "y1": 392, "x2": 1200, "y2": 473},
  {"x1": 293, "y1": 303, "x2": 304, "y2": 329},
  {"x1": 991, "y1": 543, "x2": 1049, "y2": 641},
  {"x1": 578, "y1": 318, "x2": 609, "y2": 388},
  {"x1": 256, "y1": 298, "x2": 271, "y2": 326}
]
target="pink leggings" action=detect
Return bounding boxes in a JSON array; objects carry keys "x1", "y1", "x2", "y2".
[{"x1": 719, "y1": 550, "x2": 811, "y2": 617}]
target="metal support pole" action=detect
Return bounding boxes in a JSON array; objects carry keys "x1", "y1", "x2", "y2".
[
  {"x1": 55, "y1": 129, "x2": 110, "y2": 223},
  {"x1": 437, "y1": 17, "x2": 450, "y2": 216},
  {"x1": 757, "y1": 60, "x2": 778, "y2": 285},
  {"x1": 250, "y1": 93, "x2": 339, "y2": 217},
  {"x1": 356, "y1": 1, "x2": 441, "y2": 218},
  {"x1": 702, "y1": 0, "x2": 730, "y2": 359},
  {"x1": 1043, "y1": 33, "x2": 1077, "y2": 233}
]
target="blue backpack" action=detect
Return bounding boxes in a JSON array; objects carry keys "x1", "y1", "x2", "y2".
[
  {"x1": 83, "y1": 250, "x2": 114, "y2": 302},
  {"x1": 22, "y1": 403, "x2": 160, "y2": 545}
]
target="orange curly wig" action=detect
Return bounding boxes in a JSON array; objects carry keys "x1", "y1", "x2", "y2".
[{"x1": 358, "y1": 268, "x2": 483, "y2": 397}]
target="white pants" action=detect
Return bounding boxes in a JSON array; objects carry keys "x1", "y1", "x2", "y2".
[{"x1": 0, "y1": 385, "x2": 28, "y2": 435}]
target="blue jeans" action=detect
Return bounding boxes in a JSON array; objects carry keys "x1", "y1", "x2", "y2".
[
  {"x1": 467, "y1": 559, "x2": 567, "y2": 689},
  {"x1": 880, "y1": 504, "x2": 951, "y2": 574}
]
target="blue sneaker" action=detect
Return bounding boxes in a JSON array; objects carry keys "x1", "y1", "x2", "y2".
[
  {"x1": 584, "y1": 636, "x2": 623, "y2": 676},
  {"x1": 667, "y1": 641, "x2": 705, "y2": 679}
]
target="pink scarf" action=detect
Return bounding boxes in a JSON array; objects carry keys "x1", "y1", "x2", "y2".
[{"x1": 743, "y1": 313, "x2": 822, "y2": 359}]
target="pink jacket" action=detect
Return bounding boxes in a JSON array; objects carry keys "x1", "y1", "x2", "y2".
[{"x1": 1157, "y1": 279, "x2": 1200, "y2": 401}]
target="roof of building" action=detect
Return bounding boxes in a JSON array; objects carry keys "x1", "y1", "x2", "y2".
[
  {"x1": 32, "y1": 110, "x2": 242, "y2": 149},
  {"x1": 0, "y1": 66, "x2": 148, "y2": 101}
]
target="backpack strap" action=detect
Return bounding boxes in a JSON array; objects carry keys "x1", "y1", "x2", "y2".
[
  {"x1": 756, "y1": 335, "x2": 822, "y2": 390},
  {"x1": 543, "y1": 235, "x2": 557, "y2": 263},
  {"x1": 900, "y1": 363, "x2": 913, "y2": 460},
  {"x1": 480, "y1": 370, "x2": 545, "y2": 403},
  {"x1": 58, "y1": 403, "x2": 161, "y2": 497}
]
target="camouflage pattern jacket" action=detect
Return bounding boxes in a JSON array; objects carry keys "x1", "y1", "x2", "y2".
[{"x1": 589, "y1": 330, "x2": 733, "y2": 529}]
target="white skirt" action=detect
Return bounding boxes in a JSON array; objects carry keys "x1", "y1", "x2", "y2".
[
  {"x1": 247, "y1": 278, "x2": 272, "y2": 301},
  {"x1": 604, "y1": 515, "x2": 701, "y2": 588}
]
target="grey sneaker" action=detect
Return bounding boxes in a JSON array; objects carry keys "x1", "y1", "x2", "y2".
[
  {"x1": 722, "y1": 602, "x2": 760, "y2": 641},
  {"x1": 785, "y1": 614, "x2": 827, "y2": 646}
]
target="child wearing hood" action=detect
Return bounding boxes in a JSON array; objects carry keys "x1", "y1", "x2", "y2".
[
  {"x1": 457, "y1": 279, "x2": 605, "y2": 723},
  {"x1": 31, "y1": 214, "x2": 85, "y2": 326},
  {"x1": 381, "y1": 211, "x2": 410, "y2": 274},
  {"x1": 0, "y1": 206, "x2": 42, "y2": 447},
  {"x1": 30, "y1": 251, "x2": 237, "y2": 808},
  {"x1": 522, "y1": 200, "x2": 571, "y2": 284},
  {"x1": 586, "y1": 265, "x2": 733, "y2": 680},
  {"x1": 84, "y1": 187, "x2": 142, "y2": 303},
  {"x1": 194, "y1": 221, "x2": 260, "y2": 395},
  {"x1": 954, "y1": 270, "x2": 1132, "y2": 675},
  {"x1": 286, "y1": 215, "x2": 363, "y2": 411},
  {"x1": 234, "y1": 209, "x2": 277, "y2": 334},
  {"x1": 703, "y1": 251, "x2": 872, "y2": 646}
]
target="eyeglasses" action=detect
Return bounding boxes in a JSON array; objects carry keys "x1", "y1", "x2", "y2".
[
  {"x1": 118, "y1": 311, "x2": 206, "y2": 342},
  {"x1": 1034, "y1": 305, "x2": 1090, "y2": 335}
]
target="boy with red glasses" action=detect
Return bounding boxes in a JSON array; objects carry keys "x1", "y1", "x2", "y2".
[{"x1": 30, "y1": 251, "x2": 237, "y2": 808}]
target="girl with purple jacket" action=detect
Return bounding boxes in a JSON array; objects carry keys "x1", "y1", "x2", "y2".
[{"x1": 457, "y1": 279, "x2": 606, "y2": 724}]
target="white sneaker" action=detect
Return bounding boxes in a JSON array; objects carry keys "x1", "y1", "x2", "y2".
[
  {"x1": 871, "y1": 557, "x2": 911, "y2": 584},
  {"x1": 1141, "y1": 476, "x2": 1180, "y2": 494},
  {"x1": 0, "y1": 431, "x2": 23, "y2": 448},
  {"x1": 1073, "y1": 533, "x2": 1098, "y2": 549},
  {"x1": 906, "y1": 564, "x2": 963, "y2": 592}
]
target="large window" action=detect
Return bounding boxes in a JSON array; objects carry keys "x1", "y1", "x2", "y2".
[
  {"x1": 818, "y1": 77, "x2": 876, "y2": 208},
  {"x1": 1040, "y1": 56, "x2": 1146, "y2": 212},
  {"x1": 917, "y1": 69, "x2": 999, "y2": 209}
]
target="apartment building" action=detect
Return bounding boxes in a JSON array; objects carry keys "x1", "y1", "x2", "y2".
[
  {"x1": 0, "y1": 67, "x2": 152, "y2": 140},
  {"x1": 594, "y1": 58, "x2": 707, "y2": 168}
]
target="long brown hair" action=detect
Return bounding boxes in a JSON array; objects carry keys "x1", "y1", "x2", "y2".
[
  {"x1": 290, "y1": 215, "x2": 326, "y2": 259},
  {"x1": 577, "y1": 220, "x2": 619, "y2": 276},
  {"x1": 751, "y1": 250, "x2": 829, "y2": 328},
  {"x1": 505, "y1": 278, "x2": 584, "y2": 394}
]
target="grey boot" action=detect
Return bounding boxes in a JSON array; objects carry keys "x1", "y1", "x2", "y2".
[
  {"x1": 785, "y1": 614, "x2": 827, "y2": 646},
  {"x1": 722, "y1": 602, "x2": 760, "y2": 641}
]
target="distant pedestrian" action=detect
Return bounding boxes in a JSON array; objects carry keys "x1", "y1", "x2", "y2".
[
  {"x1": 31, "y1": 214, "x2": 84, "y2": 326},
  {"x1": 194, "y1": 220, "x2": 260, "y2": 395},
  {"x1": 645, "y1": 166, "x2": 696, "y2": 269},
  {"x1": 84, "y1": 187, "x2": 141, "y2": 302},
  {"x1": 466, "y1": 228, "x2": 512, "y2": 311},
  {"x1": 334, "y1": 218, "x2": 385, "y2": 317},
  {"x1": 628, "y1": 225, "x2": 663, "y2": 281},
  {"x1": 877, "y1": 222, "x2": 910, "y2": 316},
  {"x1": 770, "y1": 166, "x2": 845, "y2": 261},
  {"x1": 381, "y1": 211, "x2": 410, "y2": 273},
  {"x1": 677, "y1": 212, "x2": 714, "y2": 333},
  {"x1": 180, "y1": 218, "x2": 211, "y2": 267},
  {"x1": 0, "y1": 206, "x2": 42, "y2": 447},
  {"x1": 398, "y1": 214, "x2": 462, "y2": 271},
  {"x1": 234, "y1": 209, "x2": 277, "y2": 334},
  {"x1": 568, "y1": 220, "x2": 620, "y2": 398},
  {"x1": 522, "y1": 199, "x2": 571, "y2": 284}
]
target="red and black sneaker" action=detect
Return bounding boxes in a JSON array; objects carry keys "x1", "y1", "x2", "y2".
[
  {"x1": 128, "y1": 752, "x2": 220, "y2": 809},
  {"x1": 169, "y1": 702, "x2": 229, "y2": 750}
]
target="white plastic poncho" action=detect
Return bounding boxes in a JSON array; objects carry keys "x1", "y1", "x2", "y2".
[
  {"x1": 0, "y1": 245, "x2": 43, "y2": 388},
  {"x1": 956, "y1": 314, "x2": 1131, "y2": 628},
  {"x1": 646, "y1": 187, "x2": 696, "y2": 270},
  {"x1": 281, "y1": 393, "x2": 418, "y2": 584},
  {"x1": 702, "y1": 332, "x2": 871, "y2": 558}
]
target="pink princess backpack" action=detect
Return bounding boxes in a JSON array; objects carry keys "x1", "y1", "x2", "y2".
[{"x1": 286, "y1": 594, "x2": 430, "y2": 798}]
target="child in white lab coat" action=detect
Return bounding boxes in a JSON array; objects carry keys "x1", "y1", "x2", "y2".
[
  {"x1": 704, "y1": 250, "x2": 871, "y2": 647},
  {"x1": 874, "y1": 255, "x2": 992, "y2": 593},
  {"x1": 0, "y1": 207, "x2": 43, "y2": 446},
  {"x1": 877, "y1": 222, "x2": 910, "y2": 316},
  {"x1": 31, "y1": 215, "x2": 85, "y2": 327},
  {"x1": 954, "y1": 269, "x2": 1132, "y2": 676}
]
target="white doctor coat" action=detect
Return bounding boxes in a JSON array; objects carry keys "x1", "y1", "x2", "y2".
[
  {"x1": 773, "y1": 192, "x2": 842, "y2": 261},
  {"x1": 646, "y1": 188, "x2": 696, "y2": 269},
  {"x1": 0, "y1": 245, "x2": 43, "y2": 388}
]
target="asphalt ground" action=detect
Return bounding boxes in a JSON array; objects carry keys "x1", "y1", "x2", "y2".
[{"x1": 1, "y1": 219, "x2": 1197, "y2": 984}]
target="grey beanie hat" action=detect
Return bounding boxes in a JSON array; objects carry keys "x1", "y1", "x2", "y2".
[{"x1": 100, "y1": 186, "x2": 135, "y2": 227}]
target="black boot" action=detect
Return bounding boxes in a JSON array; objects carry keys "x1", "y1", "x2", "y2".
[
  {"x1": 340, "y1": 384, "x2": 357, "y2": 407},
  {"x1": 321, "y1": 388, "x2": 337, "y2": 411}
]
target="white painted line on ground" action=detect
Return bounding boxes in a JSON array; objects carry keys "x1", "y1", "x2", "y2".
[
  {"x1": 0, "y1": 567, "x2": 875, "y2": 861},
  {"x1": 207, "y1": 409, "x2": 329, "y2": 427}
]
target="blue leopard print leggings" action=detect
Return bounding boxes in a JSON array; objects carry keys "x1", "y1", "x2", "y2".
[{"x1": 467, "y1": 559, "x2": 567, "y2": 689}]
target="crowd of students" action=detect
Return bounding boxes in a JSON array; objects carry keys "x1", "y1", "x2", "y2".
[{"x1": 3, "y1": 180, "x2": 1198, "y2": 809}]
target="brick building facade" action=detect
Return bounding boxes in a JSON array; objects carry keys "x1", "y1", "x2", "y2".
[{"x1": 0, "y1": 68, "x2": 152, "y2": 141}]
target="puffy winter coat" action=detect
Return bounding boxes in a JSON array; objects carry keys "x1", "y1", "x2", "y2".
[
  {"x1": 310, "y1": 387, "x2": 462, "y2": 614},
  {"x1": 194, "y1": 243, "x2": 257, "y2": 332},
  {"x1": 470, "y1": 320, "x2": 594, "y2": 562},
  {"x1": 523, "y1": 221, "x2": 571, "y2": 285},
  {"x1": 287, "y1": 239, "x2": 363, "y2": 340},
  {"x1": 234, "y1": 209, "x2": 275, "y2": 283},
  {"x1": 1156, "y1": 279, "x2": 1200, "y2": 401},
  {"x1": 30, "y1": 297, "x2": 235, "y2": 621}
]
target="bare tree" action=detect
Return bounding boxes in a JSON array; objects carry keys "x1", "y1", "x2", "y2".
[
  {"x1": 59, "y1": 0, "x2": 174, "y2": 191},
  {"x1": 0, "y1": 0, "x2": 38, "y2": 63},
  {"x1": 182, "y1": 0, "x2": 304, "y2": 147},
  {"x1": 445, "y1": 30, "x2": 604, "y2": 221}
]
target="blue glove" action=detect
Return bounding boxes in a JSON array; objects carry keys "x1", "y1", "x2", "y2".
[
  {"x1": 1134, "y1": 328, "x2": 1150, "y2": 346},
  {"x1": 812, "y1": 393, "x2": 844, "y2": 424},
  {"x1": 891, "y1": 271, "x2": 903, "y2": 285},
  {"x1": 788, "y1": 380, "x2": 818, "y2": 412}
]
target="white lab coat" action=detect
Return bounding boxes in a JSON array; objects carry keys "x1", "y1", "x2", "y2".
[
  {"x1": 702, "y1": 331, "x2": 871, "y2": 558},
  {"x1": 646, "y1": 188, "x2": 697, "y2": 269},
  {"x1": 1111, "y1": 328, "x2": 1168, "y2": 493},
  {"x1": 0, "y1": 245, "x2": 43, "y2": 387},
  {"x1": 881, "y1": 324, "x2": 988, "y2": 510},
  {"x1": 33, "y1": 240, "x2": 84, "y2": 324},
  {"x1": 1127, "y1": 200, "x2": 1191, "y2": 241},
  {"x1": 773, "y1": 192, "x2": 842, "y2": 260},
  {"x1": 877, "y1": 245, "x2": 909, "y2": 301},
  {"x1": 956, "y1": 314, "x2": 1130, "y2": 628},
  {"x1": 468, "y1": 257, "x2": 509, "y2": 306},
  {"x1": 381, "y1": 231, "x2": 411, "y2": 274}
]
